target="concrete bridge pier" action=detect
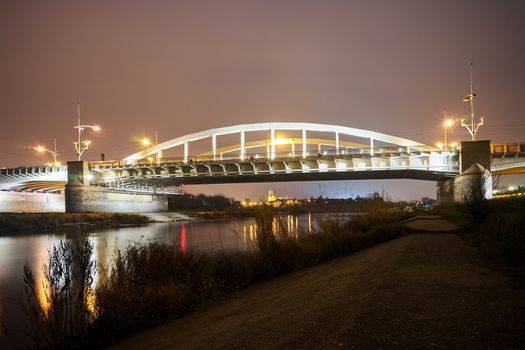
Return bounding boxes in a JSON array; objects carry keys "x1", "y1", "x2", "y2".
[
  {"x1": 437, "y1": 140, "x2": 492, "y2": 206},
  {"x1": 65, "y1": 161, "x2": 168, "y2": 213}
]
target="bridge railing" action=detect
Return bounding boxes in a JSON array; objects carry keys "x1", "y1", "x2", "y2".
[
  {"x1": 0, "y1": 165, "x2": 67, "y2": 178},
  {"x1": 89, "y1": 146, "x2": 455, "y2": 170},
  {"x1": 490, "y1": 143, "x2": 525, "y2": 157}
]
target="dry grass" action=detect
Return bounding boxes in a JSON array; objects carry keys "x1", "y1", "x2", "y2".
[
  {"x1": 24, "y1": 202, "x2": 408, "y2": 348},
  {"x1": 0, "y1": 213, "x2": 150, "y2": 234}
]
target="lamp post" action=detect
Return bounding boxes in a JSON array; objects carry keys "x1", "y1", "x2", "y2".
[
  {"x1": 34, "y1": 137, "x2": 60, "y2": 166},
  {"x1": 443, "y1": 110, "x2": 454, "y2": 151},
  {"x1": 460, "y1": 63, "x2": 484, "y2": 141},
  {"x1": 141, "y1": 131, "x2": 161, "y2": 163},
  {"x1": 73, "y1": 102, "x2": 100, "y2": 160}
]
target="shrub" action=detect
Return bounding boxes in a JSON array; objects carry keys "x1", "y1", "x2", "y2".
[{"x1": 23, "y1": 234, "x2": 96, "y2": 349}]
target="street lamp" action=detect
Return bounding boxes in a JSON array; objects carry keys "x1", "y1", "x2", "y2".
[
  {"x1": 34, "y1": 137, "x2": 60, "y2": 166},
  {"x1": 140, "y1": 131, "x2": 160, "y2": 163},
  {"x1": 460, "y1": 62, "x2": 484, "y2": 141},
  {"x1": 141, "y1": 138, "x2": 152, "y2": 147},
  {"x1": 443, "y1": 110, "x2": 455, "y2": 151},
  {"x1": 73, "y1": 102, "x2": 100, "y2": 160}
]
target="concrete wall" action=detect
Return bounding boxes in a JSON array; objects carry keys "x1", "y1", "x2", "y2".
[
  {"x1": 436, "y1": 179, "x2": 455, "y2": 207},
  {"x1": 65, "y1": 184, "x2": 168, "y2": 213},
  {"x1": 0, "y1": 191, "x2": 65, "y2": 212},
  {"x1": 436, "y1": 163, "x2": 493, "y2": 206},
  {"x1": 437, "y1": 141, "x2": 492, "y2": 206},
  {"x1": 460, "y1": 140, "x2": 491, "y2": 172}
]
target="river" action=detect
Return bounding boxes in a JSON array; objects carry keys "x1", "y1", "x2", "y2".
[{"x1": 0, "y1": 212, "x2": 347, "y2": 349}]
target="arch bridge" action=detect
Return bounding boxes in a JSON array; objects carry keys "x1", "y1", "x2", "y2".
[{"x1": 88, "y1": 122, "x2": 458, "y2": 188}]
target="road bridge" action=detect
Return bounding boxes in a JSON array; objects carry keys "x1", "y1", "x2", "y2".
[{"x1": 1, "y1": 122, "x2": 524, "y2": 212}]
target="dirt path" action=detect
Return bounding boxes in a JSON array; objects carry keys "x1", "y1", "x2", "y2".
[
  {"x1": 402, "y1": 215, "x2": 460, "y2": 232},
  {"x1": 109, "y1": 233, "x2": 525, "y2": 349}
]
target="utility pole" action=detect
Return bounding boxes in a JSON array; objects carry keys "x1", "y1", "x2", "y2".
[
  {"x1": 460, "y1": 63, "x2": 484, "y2": 141},
  {"x1": 53, "y1": 137, "x2": 58, "y2": 165},
  {"x1": 73, "y1": 102, "x2": 101, "y2": 160}
]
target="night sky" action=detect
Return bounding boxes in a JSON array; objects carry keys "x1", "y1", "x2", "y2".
[{"x1": 1, "y1": 0, "x2": 524, "y2": 200}]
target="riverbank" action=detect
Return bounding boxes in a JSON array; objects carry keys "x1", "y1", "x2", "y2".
[
  {"x1": 23, "y1": 205, "x2": 411, "y2": 349},
  {"x1": 20, "y1": 198, "x2": 525, "y2": 348},
  {"x1": 109, "y1": 232, "x2": 525, "y2": 350},
  {"x1": 433, "y1": 197, "x2": 525, "y2": 276},
  {"x1": 0, "y1": 212, "x2": 151, "y2": 234}
]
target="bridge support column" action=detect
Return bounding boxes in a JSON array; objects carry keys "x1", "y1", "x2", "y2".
[
  {"x1": 240, "y1": 130, "x2": 245, "y2": 160},
  {"x1": 335, "y1": 132, "x2": 340, "y2": 155},
  {"x1": 212, "y1": 134, "x2": 217, "y2": 161},
  {"x1": 65, "y1": 161, "x2": 168, "y2": 213},
  {"x1": 302, "y1": 129, "x2": 307, "y2": 158},
  {"x1": 270, "y1": 128, "x2": 275, "y2": 159},
  {"x1": 436, "y1": 178, "x2": 455, "y2": 207},
  {"x1": 437, "y1": 140, "x2": 492, "y2": 206},
  {"x1": 184, "y1": 141, "x2": 189, "y2": 163}
]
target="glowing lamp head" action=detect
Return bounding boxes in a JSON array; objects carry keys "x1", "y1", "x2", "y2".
[
  {"x1": 141, "y1": 138, "x2": 152, "y2": 146},
  {"x1": 92, "y1": 125, "x2": 101, "y2": 132},
  {"x1": 444, "y1": 119, "x2": 454, "y2": 128},
  {"x1": 84, "y1": 140, "x2": 92, "y2": 146},
  {"x1": 436, "y1": 142, "x2": 443, "y2": 149},
  {"x1": 34, "y1": 146, "x2": 46, "y2": 153}
]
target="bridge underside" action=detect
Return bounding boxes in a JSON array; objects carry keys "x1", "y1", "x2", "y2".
[{"x1": 113, "y1": 169, "x2": 455, "y2": 187}]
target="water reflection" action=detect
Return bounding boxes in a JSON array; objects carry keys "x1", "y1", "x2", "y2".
[
  {"x1": 0, "y1": 212, "x2": 349, "y2": 349},
  {"x1": 180, "y1": 224, "x2": 187, "y2": 254}
]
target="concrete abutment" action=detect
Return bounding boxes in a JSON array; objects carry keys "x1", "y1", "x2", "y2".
[
  {"x1": 65, "y1": 161, "x2": 168, "y2": 213},
  {"x1": 436, "y1": 140, "x2": 492, "y2": 207}
]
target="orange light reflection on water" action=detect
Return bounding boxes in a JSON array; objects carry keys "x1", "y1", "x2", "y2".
[{"x1": 180, "y1": 224, "x2": 187, "y2": 254}]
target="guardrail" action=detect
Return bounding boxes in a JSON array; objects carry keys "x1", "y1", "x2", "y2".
[{"x1": 490, "y1": 143, "x2": 525, "y2": 156}]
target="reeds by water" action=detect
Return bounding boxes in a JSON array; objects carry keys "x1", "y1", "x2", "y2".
[{"x1": 23, "y1": 202, "x2": 407, "y2": 348}]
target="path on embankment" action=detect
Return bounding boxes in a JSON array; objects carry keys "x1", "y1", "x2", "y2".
[{"x1": 110, "y1": 217, "x2": 525, "y2": 349}]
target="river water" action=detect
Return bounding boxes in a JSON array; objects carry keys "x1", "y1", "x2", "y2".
[{"x1": 0, "y1": 213, "x2": 346, "y2": 349}]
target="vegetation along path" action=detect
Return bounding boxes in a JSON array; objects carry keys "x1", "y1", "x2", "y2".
[{"x1": 110, "y1": 228, "x2": 525, "y2": 350}]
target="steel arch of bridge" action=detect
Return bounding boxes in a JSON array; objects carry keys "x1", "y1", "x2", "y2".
[{"x1": 124, "y1": 122, "x2": 430, "y2": 162}]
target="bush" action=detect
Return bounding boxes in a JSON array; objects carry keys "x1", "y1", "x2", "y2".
[
  {"x1": 24, "y1": 207, "x2": 407, "y2": 348},
  {"x1": 23, "y1": 234, "x2": 96, "y2": 349}
]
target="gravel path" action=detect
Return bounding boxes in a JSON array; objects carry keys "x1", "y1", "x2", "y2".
[{"x1": 109, "y1": 233, "x2": 525, "y2": 349}]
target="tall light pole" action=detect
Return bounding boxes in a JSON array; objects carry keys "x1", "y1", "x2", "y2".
[
  {"x1": 34, "y1": 137, "x2": 60, "y2": 165},
  {"x1": 73, "y1": 102, "x2": 100, "y2": 160},
  {"x1": 460, "y1": 62, "x2": 484, "y2": 141},
  {"x1": 443, "y1": 109, "x2": 454, "y2": 151}
]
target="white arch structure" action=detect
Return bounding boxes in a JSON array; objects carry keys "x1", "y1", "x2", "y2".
[{"x1": 124, "y1": 122, "x2": 429, "y2": 162}]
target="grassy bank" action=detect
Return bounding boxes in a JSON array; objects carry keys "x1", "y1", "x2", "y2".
[
  {"x1": 0, "y1": 212, "x2": 150, "y2": 234},
  {"x1": 23, "y1": 203, "x2": 410, "y2": 349},
  {"x1": 466, "y1": 197, "x2": 525, "y2": 273},
  {"x1": 431, "y1": 197, "x2": 525, "y2": 275}
]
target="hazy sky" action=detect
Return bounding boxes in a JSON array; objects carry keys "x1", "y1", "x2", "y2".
[{"x1": 1, "y1": 0, "x2": 524, "y2": 200}]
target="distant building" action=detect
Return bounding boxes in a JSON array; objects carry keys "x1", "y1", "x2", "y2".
[{"x1": 267, "y1": 189, "x2": 277, "y2": 202}]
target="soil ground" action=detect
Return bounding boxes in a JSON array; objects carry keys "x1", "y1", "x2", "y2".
[{"x1": 109, "y1": 222, "x2": 525, "y2": 349}]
